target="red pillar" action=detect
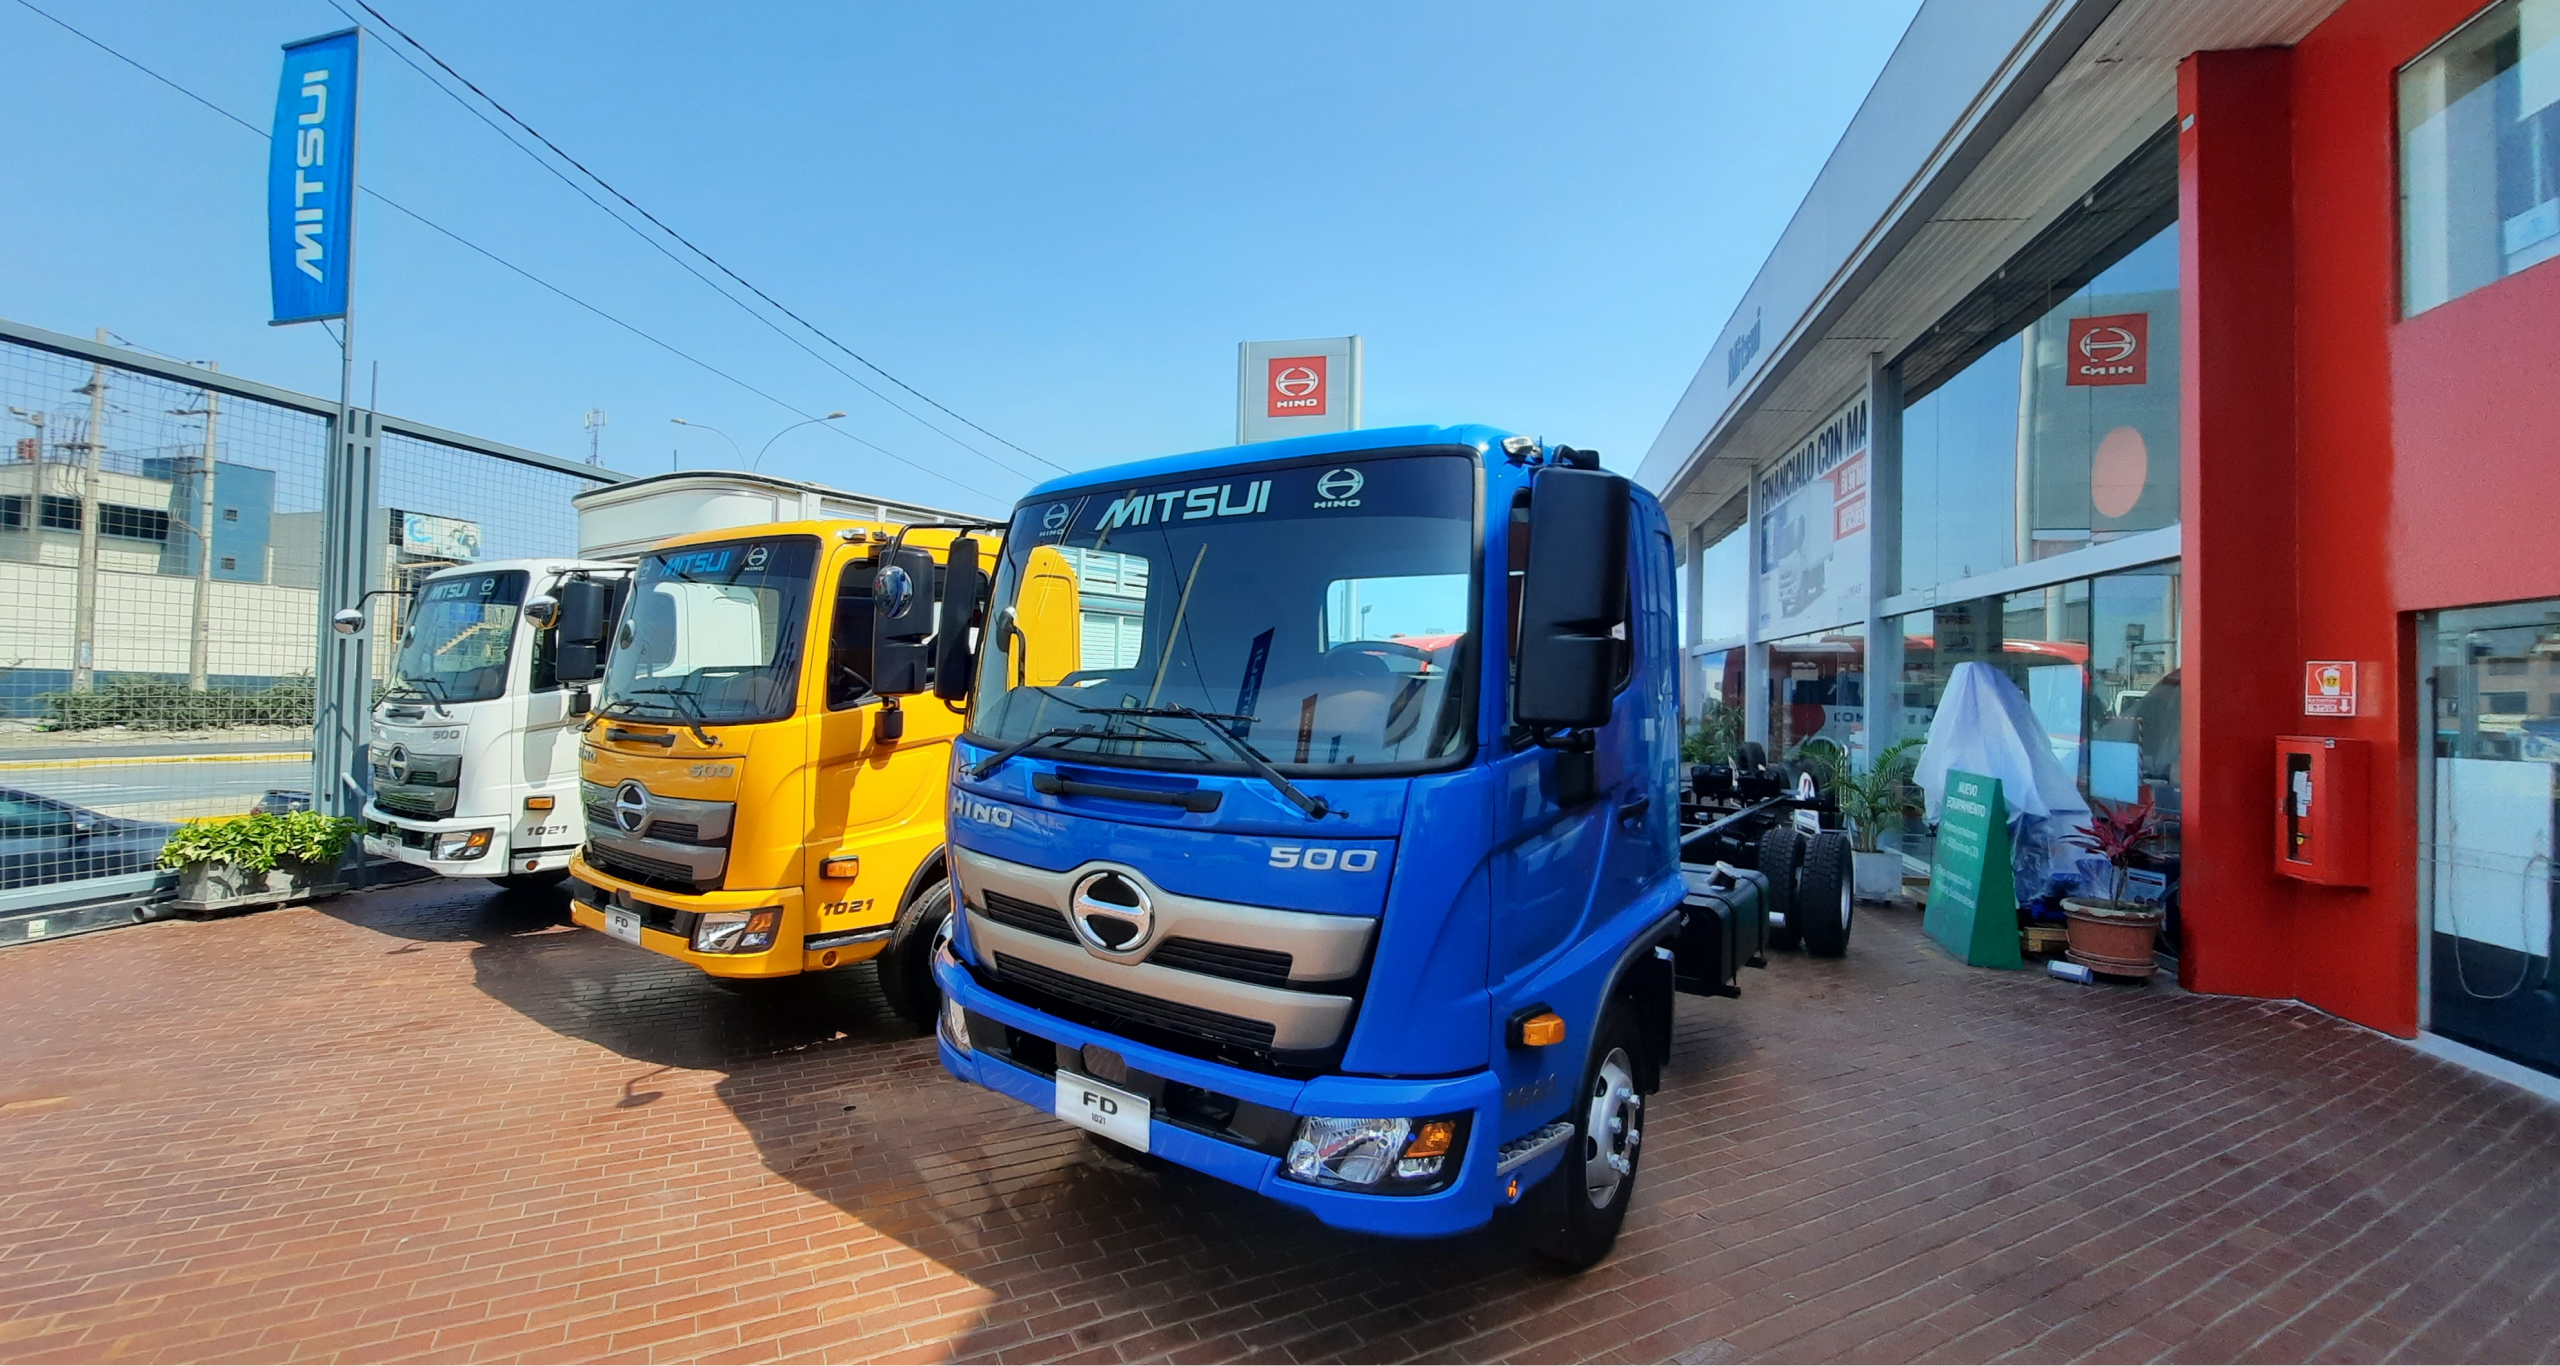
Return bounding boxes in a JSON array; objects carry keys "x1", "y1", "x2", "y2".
[{"x1": 2177, "y1": 49, "x2": 2298, "y2": 998}]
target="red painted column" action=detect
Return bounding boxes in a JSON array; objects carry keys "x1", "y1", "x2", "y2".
[{"x1": 2176, "y1": 49, "x2": 2298, "y2": 998}]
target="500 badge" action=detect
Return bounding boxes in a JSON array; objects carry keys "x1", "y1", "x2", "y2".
[{"x1": 1267, "y1": 846, "x2": 1378, "y2": 872}]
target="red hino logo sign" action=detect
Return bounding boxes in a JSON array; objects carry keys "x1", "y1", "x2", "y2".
[
  {"x1": 1266, "y1": 356, "x2": 1328, "y2": 417},
  {"x1": 2067, "y1": 313, "x2": 2148, "y2": 386}
]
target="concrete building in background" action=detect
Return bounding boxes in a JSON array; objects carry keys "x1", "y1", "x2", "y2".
[{"x1": 1644, "y1": 0, "x2": 2560, "y2": 1091}]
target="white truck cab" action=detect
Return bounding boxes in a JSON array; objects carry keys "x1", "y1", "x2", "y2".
[{"x1": 358, "y1": 471, "x2": 970, "y2": 887}]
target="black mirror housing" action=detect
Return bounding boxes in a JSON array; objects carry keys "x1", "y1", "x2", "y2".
[
  {"x1": 553, "y1": 578, "x2": 617, "y2": 684},
  {"x1": 933, "y1": 536, "x2": 985, "y2": 704},
  {"x1": 870, "y1": 546, "x2": 940, "y2": 695},
  {"x1": 1513, "y1": 466, "x2": 1631, "y2": 731}
]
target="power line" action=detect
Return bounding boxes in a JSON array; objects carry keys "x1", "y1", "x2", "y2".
[
  {"x1": 4, "y1": 0, "x2": 1005, "y2": 511},
  {"x1": 326, "y1": 0, "x2": 1055, "y2": 488},
  {"x1": 343, "y1": 0, "x2": 1068, "y2": 475}
]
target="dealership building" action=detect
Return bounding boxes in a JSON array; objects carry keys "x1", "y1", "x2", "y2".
[{"x1": 1644, "y1": 0, "x2": 2560, "y2": 1088}]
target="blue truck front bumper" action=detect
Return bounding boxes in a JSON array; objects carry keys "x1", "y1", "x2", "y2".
[{"x1": 932, "y1": 947, "x2": 1551, "y2": 1238}]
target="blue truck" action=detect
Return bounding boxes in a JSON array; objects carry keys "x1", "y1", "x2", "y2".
[{"x1": 867, "y1": 425, "x2": 1849, "y2": 1267}]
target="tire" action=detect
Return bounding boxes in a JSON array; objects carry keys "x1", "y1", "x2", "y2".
[
  {"x1": 878, "y1": 875, "x2": 953, "y2": 1030},
  {"x1": 1796, "y1": 830, "x2": 1854, "y2": 957},
  {"x1": 492, "y1": 870, "x2": 566, "y2": 893},
  {"x1": 1738, "y1": 741, "x2": 1768, "y2": 772},
  {"x1": 1759, "y1": 824, "x2": 1804, "y2": 951},
  {"x1": 1534, "y1": 999, "x2": 1647, "y2": 1271}
]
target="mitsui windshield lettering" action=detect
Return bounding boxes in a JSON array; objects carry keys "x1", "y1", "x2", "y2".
[{"x1": 970, "y1": 452, "x2": 1479, "y2": 774}]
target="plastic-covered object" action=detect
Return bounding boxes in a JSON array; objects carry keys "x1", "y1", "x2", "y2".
[{"x1": 1913, "y1": 662, "x2": 2100, "y2": 897}]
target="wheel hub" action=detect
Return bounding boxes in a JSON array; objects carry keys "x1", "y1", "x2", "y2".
[{"x1": 1581, "y1": 1046, "x2": 1641, "y2": 1208}]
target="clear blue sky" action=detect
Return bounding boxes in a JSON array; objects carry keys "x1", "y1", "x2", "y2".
[{"x1": 1, "y1": 0, "x2": 1920, "y2": 516}]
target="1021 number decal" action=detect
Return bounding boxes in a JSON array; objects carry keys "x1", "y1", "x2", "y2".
[{"x1": 1268, "y1": 846, "x2": 1377, "y2": 872}]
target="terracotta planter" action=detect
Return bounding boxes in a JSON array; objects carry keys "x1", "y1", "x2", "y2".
[{"x1": 2061, "y1": 898, "x2": 2163, "y2": 978}]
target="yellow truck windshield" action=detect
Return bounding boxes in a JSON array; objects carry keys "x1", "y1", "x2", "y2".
[{"x1": 601, "y1": 535, "x2": 818, "y2": 725}]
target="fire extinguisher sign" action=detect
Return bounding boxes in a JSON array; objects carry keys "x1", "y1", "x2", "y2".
[{"x1": 2304, "y1": 660, "x2": 2358, "y2": 717}]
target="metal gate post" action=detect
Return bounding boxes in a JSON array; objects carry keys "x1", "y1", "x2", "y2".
[{"x1": 313, "y1": 406, "x2": 382, "y2": 819}]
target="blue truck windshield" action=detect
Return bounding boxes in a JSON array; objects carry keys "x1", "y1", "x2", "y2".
[
  {"x1": 391, "y1": 570, "x2": 526, "y2": 705},
  {"x1": 601, "y1": 536, "x2": 817, "y2": 726},
  {"x1": 970, "y1": 452, "x2": 1478, "y2": 773}
]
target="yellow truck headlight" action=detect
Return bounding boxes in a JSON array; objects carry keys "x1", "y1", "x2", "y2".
[{"x1": 694, "y1": 909, "x2": 780, "y2": 954}]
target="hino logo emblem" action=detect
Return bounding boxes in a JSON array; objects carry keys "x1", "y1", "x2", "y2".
[
  {"x1": 613, "y1": 781, "x2": 650, "y2": 834},
  {"x1": 1070, "y1": 869, "x2": 1154, "y2": 958},
  {"x1": 1043, "y1": 503, "x2": 1071, "y2": 532},
  {"x1": 2077, "y1": 325, "x2": 2139, "y2": 365},
  {"x1": 385, "y1": 744, "x2": 410, "y2": 784},
  {"x1": 1273, "y1": 366, "x2": 1322, "y2": 399},
  {"x1": 1314, "y1": 467, "x2": 1364, "y2": 509}
]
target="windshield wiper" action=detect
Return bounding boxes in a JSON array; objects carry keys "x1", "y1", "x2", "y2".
[
  {"x1": 387, "y1": 676, "x2": 449, "y2": 707},
  {"x1": 1154, "y1": 704, "x2": 1333, "y2": 820},
  {"x1": 615, "y1": 686, "x2": 719, "y2": 748},
  {"x1": 965, "y1": 722, "x2": 1211, "y2": 781}
]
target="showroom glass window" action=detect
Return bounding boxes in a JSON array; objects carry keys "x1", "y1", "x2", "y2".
[
  {"x1": 1889, "y1": 564, "x2": 2182, "y2": 862},
  {"x1": 1898, "y1": 225, "x2": 2182, "y2": 592},
  {"x1": 2402, "y1": 0, "x2": 2560, "y2": 315},
  {"x1": 1768, "y1": 623, "x2": 1864, "y2": 762}
]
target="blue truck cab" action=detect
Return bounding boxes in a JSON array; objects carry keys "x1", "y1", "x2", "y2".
[{"x1": 876, "y1": 424, "x2": 1751, "y2": 1267}]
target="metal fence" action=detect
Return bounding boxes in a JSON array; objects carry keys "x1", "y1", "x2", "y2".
[{"x1": 0, "y1": 318, "x2": 621, "y2": 931}]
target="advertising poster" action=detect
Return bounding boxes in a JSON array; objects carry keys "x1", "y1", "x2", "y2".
[{"x1": 1754, "y1": 395, "x2": 1870, "y2": 638}]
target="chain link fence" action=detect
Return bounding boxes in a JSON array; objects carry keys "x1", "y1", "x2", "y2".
[{"x1": 0, "y1": 321, "x2": 618, "y2": 925}]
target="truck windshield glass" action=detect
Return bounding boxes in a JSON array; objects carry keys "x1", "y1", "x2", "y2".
[
  {"x1": 392, "y1": 570, "x2": 526, "y2": 705},
  {"x1": 601, "y1": 536, "x2": 817, "y2": 726},
  {"x1": 970, "y1": 452, "x2": 1477, "y2": 772}
]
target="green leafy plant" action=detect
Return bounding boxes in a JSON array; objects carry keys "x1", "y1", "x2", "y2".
[
  {"x1": 2067, "y1": 795, "x2": 2164, "y2": 907},
  {"x1": 1829, "y1": 737, "x2": 1925, "y2": 854},
  {"x1": 1680, "y1": 700, "x2": 1744, "y2": 765},
  {"x1": 158, "y1": 811, "x2": 360, "y2": 874}
]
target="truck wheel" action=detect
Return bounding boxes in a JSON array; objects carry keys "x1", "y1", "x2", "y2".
[
  {"x1": 1759, "y1": 825, "x2": 1804, "y2": 951},
  {"x1": 877, "y1": 876, "x2": 952, "y2": 1031},
  {"x1": 1797, "y1": 830, "x2": 1854, "y2": 958},
  {"x1": 1534, "y1": 999, "x2": 1646, "y2": 1271}
]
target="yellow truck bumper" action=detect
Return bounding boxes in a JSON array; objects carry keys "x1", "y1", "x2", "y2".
[{"x1": 566, "y1": 857, "x2": 889, "y2": 978}]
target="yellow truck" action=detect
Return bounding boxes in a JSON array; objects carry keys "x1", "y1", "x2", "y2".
[{"x1": 566, "y1": 518, "x2": 999, "y2": 1025}]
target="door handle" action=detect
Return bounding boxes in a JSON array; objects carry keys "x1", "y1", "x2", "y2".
[{"x1": 1616, "y1": 796, "x2": 1652, "y2": 827}]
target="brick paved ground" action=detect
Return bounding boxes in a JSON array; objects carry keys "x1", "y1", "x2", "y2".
[{"x1": 5, "y1": 880, "x2": 2560, "y2": 1364}]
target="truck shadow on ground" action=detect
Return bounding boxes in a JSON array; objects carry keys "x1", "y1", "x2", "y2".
[{"x1": 322, "y1": 875, "x2": 912, "y2": 1072}]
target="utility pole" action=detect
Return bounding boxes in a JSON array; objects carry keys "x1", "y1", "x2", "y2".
[
  {"x1": 584, "y1": 408, "x2": 606, "y2": 466},
  {"x1": 189, "y1": 365, "x2": 221, "y2": 692},
  {"x1": 71, "y1": 328, "x2": 108, "y2": 694}
]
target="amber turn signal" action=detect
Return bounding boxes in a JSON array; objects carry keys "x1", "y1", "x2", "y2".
[
  {"x1": 820, "y1": 855, "x2": 860, "y2": 880},
  {"x1": 1516, "y1": 1012, "x2": 1567, "y2": 1048},
  {"x1": 1405, "y1": 1119, "x2": 1457, "y2": 1159},
  {"x1": 524, "y1": 795, "x2": 555, "y2": 812}
]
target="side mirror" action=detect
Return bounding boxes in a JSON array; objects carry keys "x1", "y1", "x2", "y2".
[
  {"x1": 331, "y1": 607, "x2": 366, "y2": 636},
  {"x1": 1514, "y1": 466, "x2": 1631, "y2": 731},
  {"x1": 554, "y1": 578, "x2": 616, "y2": 684},
  {"x1": 869, "y1": 546, "x2": 940, "y2": 695},
  {"x1": 933, "y1": 536, "x2": 985, "y2": 704},
  {"x1": 71, "y1": 814, "x2": 97, "y2": 839},
  {"x1": 522, "y1": 595, "x2": 560, "y2": 630},
  {"x1": 567, "y1": 685, "x2": 591, "y2": 717}
]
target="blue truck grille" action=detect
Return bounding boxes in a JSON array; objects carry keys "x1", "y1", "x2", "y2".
[
  {"x1": 1148, "y1": 938, "x2": 1295, "y2": 988},
  {"x1": 993, "y1": 955, "x2": 1278, "y2": 1053},
  {"x1": 983, "y1": 890, "x2": 1073, "y2": 941}
]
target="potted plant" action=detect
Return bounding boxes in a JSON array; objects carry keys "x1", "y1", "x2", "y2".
[
  {"x1": 2062, "y1": 796, "x2": 2167, "y2": 978},
  {"x1": 1831, "y1": 737, "x2": 1924, "y2": 901},
  {"x1": 159, "y1": 810, "x2": 361, "y2": 914}
]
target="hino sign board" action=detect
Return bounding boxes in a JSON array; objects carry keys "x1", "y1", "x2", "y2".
[{"x1": 1238, "y1": 336, "x2": 1361, "y2": 445}]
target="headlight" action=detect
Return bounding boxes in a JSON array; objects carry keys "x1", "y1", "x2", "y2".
[
  {"x1": 940, "y1": 994, "x2": 972, "y2": 1054},
  {"x1": 433, "y1": 829, "x2": 492, "y2": 861},
  {"x1": 693, "y1": 908, "x2": 781, "y2": 954},
  {"x1": 1281, "y1": 1113, "x2": 1467, "y2": 1193}
]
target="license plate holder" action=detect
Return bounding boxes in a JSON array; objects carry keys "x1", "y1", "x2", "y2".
[
  {"x1": 604, "y1": 906, "x2": 644, "y2": 946},
  {"x1": 1054, "y1": 1071, "x2": 1150, "y2": 1152}
]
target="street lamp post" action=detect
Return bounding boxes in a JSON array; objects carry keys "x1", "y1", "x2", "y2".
[
  {"x1": 667, "y1": 417, "x2": 742, "y2": 470},
  {"x1": 753, "y1": 412, "x2": 847, "y2": 471}
]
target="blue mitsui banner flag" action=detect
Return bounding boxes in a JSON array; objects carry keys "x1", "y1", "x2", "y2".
[{"x1": 268, "y1": 29, "x2": 359, "y2": 325}]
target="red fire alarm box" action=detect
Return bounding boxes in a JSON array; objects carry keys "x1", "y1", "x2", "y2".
[{"x1": 2275, "y1": 736, "x2": 2369, "y2": 887}]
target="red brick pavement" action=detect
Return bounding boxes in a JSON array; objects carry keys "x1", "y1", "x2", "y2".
[{"x1": 3, "y1": 879, "x2": 2558, "y2": 1363}]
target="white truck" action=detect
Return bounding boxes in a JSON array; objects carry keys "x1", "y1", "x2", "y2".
[{"x1": 356, "y1": 472, "x2": 969, "y2": 887}]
